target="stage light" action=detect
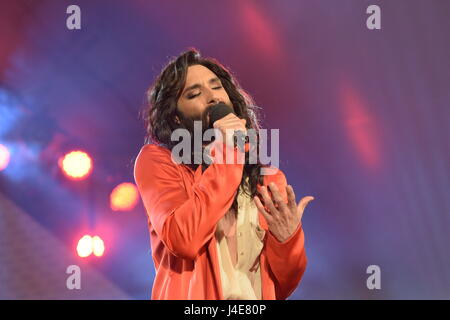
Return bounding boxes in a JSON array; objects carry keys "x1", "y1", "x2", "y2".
[
  {"x1": 77, "y1": 235, "x2": 93, "y2": 258},
  {"x1": 77, "y1": 235, "x2": 105, "y2": 257},
  {"x1": 92, "y1": 236, "x2": 105, "y2": 257},
  {"x1": 0, "y1": 144, "x2": 10, "y2": 171},
  {"x1": 60, "y1": 150, "x2": 92, "y2": 180},
  {"x1": 110, "y1": 182, "x2": 139, "y2": 211}
]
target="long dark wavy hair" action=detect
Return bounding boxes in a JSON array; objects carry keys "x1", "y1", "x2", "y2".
[{"x1": 141, "y1": 48, "x2": 264, "y2": 213}]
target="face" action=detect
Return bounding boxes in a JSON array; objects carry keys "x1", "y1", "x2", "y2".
[{"x1": 177, "y1": 64, "x2": 232, "y2": 123}]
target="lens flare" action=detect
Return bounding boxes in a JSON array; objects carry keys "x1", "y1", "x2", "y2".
[
  {"x1": 110, "y1": 182, "x2": 139, "y2": 211},
  {"x1": 92, "y1": 236, "x2": 105, "y2": 257},
  {"x1": 60, "y1": 150, "x2": 92, "y2": 180},
  {"x1": 77, "y1": 235, "x2": 93, "y2": 258},
  {"x1": 0, "y1": 144, "x2": 10, "y2": 171}
]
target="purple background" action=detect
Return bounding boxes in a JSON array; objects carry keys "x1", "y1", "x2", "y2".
[{"x1": 0, "y1": 0, "x2": 449, "y2": 299}]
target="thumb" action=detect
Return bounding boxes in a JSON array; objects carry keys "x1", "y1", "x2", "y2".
[{"x1": 297, "y1": 196, "x2": 314, "y2": 218}]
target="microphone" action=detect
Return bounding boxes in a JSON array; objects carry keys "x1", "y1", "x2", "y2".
[
  {"x1": 209, "y1": 103, "x2": 248, "y2": 151},
  {"x1": 209, "y1": 103, "x2": 234, "y2": 125}
]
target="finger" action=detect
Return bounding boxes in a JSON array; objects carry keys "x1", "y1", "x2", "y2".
[
  {"x1": 268, "y1": 182, "x2": 288, "y2": 212},
  {"x1": 221, "y1": 113, "x2": 238, "y2": 121},
  {"x1": 216, "y1": 114, "x2": 241, "y2": 123},
  {"x1": 217, "y1": 117, "x2": 243, "y2": 124},
  {"x1": 216, "y1": 120, "x2": 247, "y2": 131},
  {"x1": 213, "y1": 116, "x2": 231, "y2": 127},
  {"x1": 254, "y1": 196, "x2": 273, "y2": 223},
  {"x1": 258, "y1": 185, "x2": 278, "y2": 215},
  {"x1": 297, "y1": 196, "x2": 315, "y2": 216},
  {"x1": 224, "y1": 123, "x2": 247, "y2": 131},
  {"x1": 286, "y1": 185, "x2": 297, "y2": 213},
  {"x1": 213, "y1": 117, "x2": 242, "y2": 128}
]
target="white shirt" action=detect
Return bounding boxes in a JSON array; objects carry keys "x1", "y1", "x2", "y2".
[{"x1": 214, "y1": 180, "x2": 266, "y2": 300}]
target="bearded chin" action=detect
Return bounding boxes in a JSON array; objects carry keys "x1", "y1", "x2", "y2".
[
  {"x1": 178, "y1": 107, "x2": 215, "y2": 146},
  {"x1": 174, "y1": 108, "x2": 212, "y2": 167},
  {"x1": 176, "y1": 107, "x2": 251, "y2": 169}
]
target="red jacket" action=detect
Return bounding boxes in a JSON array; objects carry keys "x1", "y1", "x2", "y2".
[{"x1": 134, "y1": 141, "x2": 307, "y2": 300}]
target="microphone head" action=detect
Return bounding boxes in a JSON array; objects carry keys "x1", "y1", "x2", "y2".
[{"x1": 209, "y1": 103, "x2": 234, "y2": 127}]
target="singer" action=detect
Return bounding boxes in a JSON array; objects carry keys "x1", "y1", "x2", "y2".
[{"x1": 134, "y1": 49, "x2": 314, "y2": 300}]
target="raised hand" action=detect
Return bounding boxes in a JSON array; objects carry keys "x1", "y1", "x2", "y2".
[{"x1": 254, "y1": 182, "x2": 314, "y2": 243}]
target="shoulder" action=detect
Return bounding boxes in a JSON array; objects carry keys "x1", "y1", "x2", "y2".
[
  {"x1": 138, "y1": 143, "x2": 171, "y2": 156},
  {"x1": 135, "y1": 144, "x2": 172, "y2": 165},
  {"x1": 134, "y1": 144, "x2": 178, "y2": 183}
]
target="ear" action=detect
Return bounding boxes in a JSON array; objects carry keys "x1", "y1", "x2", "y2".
[{"x1": 175, "y1": 115, "x2": 181, "y2": 124}]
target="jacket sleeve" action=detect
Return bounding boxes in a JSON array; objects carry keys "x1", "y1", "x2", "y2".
[
  {"x1": 262, "y1": 169, "x2": 308, "y2": 300},
  {"x1": 134, "y1": 142, "x2": 244, "y2": 260}
]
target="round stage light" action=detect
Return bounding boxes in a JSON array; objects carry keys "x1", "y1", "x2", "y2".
[
  {"x1": 77, "y1": 235, "x2": 93, "y2": 258},
  {"x1": 92, "y1": 236, "x2": 105, "y2": 257},
  {"x1": 0, "y1": 144, "x2": 10, "y2": 171},
  {"x1": 110, "y1": 182, "x2": 139, "y2": 211},
  {"x1": 60, "y1": 150, "x2": 92, "y2": 180}
]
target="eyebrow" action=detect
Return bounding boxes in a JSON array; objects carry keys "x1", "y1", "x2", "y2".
[{"x1": 182, "y1": 77, "x2": 221, "y2": 96}]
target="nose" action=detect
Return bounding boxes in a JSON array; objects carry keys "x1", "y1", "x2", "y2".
[
  {"x1": 207, "y1": 98, "x2": 220, "y2": 107},
  {"x1": 206, "y1": 89, "x2": 221, "y2": 107}
]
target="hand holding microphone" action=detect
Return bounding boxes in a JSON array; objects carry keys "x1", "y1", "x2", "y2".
[{"x1": 209, "y1": 103, "x2": 247, "y2": 150}]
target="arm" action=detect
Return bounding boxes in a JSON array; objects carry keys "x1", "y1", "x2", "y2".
[
  {"x1": 134, "y1": 142, "x2": 244, "y2": 260},
  {"x1": 261, "y1": 170, "x2": 308, "y2": 300},
  {"x1": 265, "y1": 221, "x2": 307, "y2": 300}
]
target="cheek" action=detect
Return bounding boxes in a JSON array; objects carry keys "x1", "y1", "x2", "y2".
[
  {"x1": 179, "y1": 99, "x2": 204, "y2": 118},
  {"x1": 220, "y1": 90, "x2": 232, "y2": 104}
]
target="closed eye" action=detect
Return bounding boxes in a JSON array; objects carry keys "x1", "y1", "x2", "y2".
[
  {"x1": 187, "y1": 93, "x2": 200, "y2": 99},
  {"x1": 187, "y1": 86, "x2": 223, "y2": 99}
]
